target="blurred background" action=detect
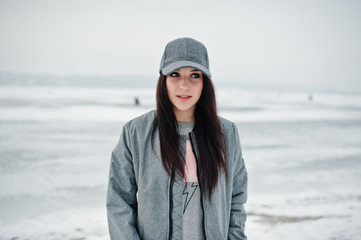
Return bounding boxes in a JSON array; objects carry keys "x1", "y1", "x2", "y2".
[{"x1": 0, "y1": 0, "x2": 360, "y2": 239}]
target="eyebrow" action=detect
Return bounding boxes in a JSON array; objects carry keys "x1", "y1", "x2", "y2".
[{"x1": 174, "y1": 68, "x2": 200, "y2": 72}]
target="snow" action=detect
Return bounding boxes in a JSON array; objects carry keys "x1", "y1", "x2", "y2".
[{"x1": 0, "y1": 85, "x2": 360, "y2": 239}]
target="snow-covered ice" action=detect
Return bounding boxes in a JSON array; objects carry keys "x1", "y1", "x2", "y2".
[{"x1": 0, "y1": 85, "x2": 360, "y2": 239}]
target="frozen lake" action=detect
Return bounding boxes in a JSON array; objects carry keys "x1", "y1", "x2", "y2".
[{"x1": 0, "y1": 85, "x2": 361, "y2": 239}]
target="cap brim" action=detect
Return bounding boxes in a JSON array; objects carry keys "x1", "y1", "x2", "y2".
[{"x1": 161, "y1": 61, "x2": 212, "y2": 78}]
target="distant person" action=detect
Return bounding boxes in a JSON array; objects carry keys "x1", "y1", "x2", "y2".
[
  {"x1": 107, "y1": 37, "x2": 248, "y2": 239},
  {"x1": 134, "y1": 97, "x2": 140, "y2": 106}
]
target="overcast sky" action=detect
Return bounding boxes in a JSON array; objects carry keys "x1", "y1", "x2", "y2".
[{"x1": 0, "y1": 0, "x2": 360, "y2": 92}]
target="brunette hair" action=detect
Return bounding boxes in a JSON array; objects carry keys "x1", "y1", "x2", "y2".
[{"x1": 152, "y1": 73, "x2": 228, "y2": 199}]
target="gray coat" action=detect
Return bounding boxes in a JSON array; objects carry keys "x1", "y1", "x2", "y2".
[{"x1": 107, "y1": 110, "x2": 248, "y2": 239}]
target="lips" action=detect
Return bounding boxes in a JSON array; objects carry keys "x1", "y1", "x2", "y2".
[{"x1": 177, "y1": 95, "x2": 192, "y2": 102}]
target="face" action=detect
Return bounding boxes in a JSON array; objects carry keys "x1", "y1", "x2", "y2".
[{"x1": 166, "y1": 67, "x2": 204, "y2": 122}]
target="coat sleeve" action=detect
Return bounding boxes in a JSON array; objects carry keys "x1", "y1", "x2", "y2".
[
  {"x1": 106, "y1": 124, "x2": 140, "y2": 240},
  {"x1": 228, "y1": 123, "x2": 248, "y2": 239}
]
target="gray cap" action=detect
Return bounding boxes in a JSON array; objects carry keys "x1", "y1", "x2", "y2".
[{"x1": 159, "y1": 37, "x2": 212, "y2": 78}]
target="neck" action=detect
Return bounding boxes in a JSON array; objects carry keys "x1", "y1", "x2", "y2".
[{"x1": 174, "y1": 109, "x2": 195, "y2": 122}]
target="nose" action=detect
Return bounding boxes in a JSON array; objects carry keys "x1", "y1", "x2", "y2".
[{"x1": 179, "y1": 77, "x2": 189, "y2": 90}]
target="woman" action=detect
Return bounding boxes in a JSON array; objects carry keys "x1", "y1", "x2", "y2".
[{"x1": 107, "y1": 37, "x2": 248, "y2": 240}]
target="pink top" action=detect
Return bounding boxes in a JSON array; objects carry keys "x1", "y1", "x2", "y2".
[{"x1": 184, "y1": 140, "x2": 199, "y2": 183}]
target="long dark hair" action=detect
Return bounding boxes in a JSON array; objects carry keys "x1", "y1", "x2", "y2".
[{"x1": 152, "y1": 73, "x2": 228, "y2": 199}]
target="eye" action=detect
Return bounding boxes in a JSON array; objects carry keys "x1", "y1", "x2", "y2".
[
  {"x1": 169, "y1": 72, "x2": 179, "y2": 77},
  {"x1": 191, "y1": 73, "x2": 201, "y2": 78}
]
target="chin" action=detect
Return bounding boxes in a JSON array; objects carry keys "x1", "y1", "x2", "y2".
[{"x1": 176, "y1": 105, "x2": 194, "y2": 112}]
